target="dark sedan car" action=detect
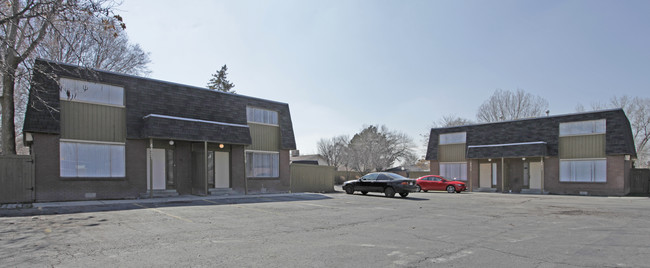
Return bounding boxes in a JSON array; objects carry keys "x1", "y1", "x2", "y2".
[{"x1": 342, "y1": 172, "x2": 418, "y2": 198}]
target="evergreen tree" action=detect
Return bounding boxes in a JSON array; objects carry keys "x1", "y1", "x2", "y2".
[{"x1": 207, "y1": 65, "x2": 236, "y2": 93}]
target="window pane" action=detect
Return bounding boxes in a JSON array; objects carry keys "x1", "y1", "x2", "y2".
[
  {"x1": 60, "y1": 78, "x2": 124, "y2": 106},
  {"x1": 60, "y1": 141, "x2": 124, "y2": 178},
  {"x1": 560, "y1": 159, "x2": 607, "y2": 182},
  {"x1": 440, "y1": 163, "x2": 467, "y2": 181},
  {"x1": 246, "y1": 151, "x2": 279, "y2": 177},
  {"x1": 60, "y1": 142, "x2": 77, "y2": 177},
  {"x1": 439, "y1": 132, "x2": 466, "y2": 144},
  {"x1": 246, "y1": 107, "x2": 279, "y2": 125},
  {"x1": 560, "y1": 119, "x2": 606, "y2": 136},
  {"x1": 111, "y1": 145, "x2": 125, "y2": 177}
]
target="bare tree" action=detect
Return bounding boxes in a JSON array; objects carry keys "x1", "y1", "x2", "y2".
[
  {"x1": 347, "y1": 125, "x2": 416, "y2": 173},
  {"x1": 577, "y1": 96, "x2": 650, "y2": 167},
  {"x1": 437, "y1": 115, "x2": 473, "y2": 127},
  {"x1": 476, "y1": 88, "x2": 549, "y2": 123},
  {"x1": 35, "y1": 14, "x2": 150, "y2": 76},
  {"x1": 317, "y1": 135, "x2": 348, "y2": 169},
  {"x1": 0, "y1": 0, "x2": 129, "y2": 155}
]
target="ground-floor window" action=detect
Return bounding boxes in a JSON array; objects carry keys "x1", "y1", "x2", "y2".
[
  {"x1": 246, "y1": 151, "x2": 279, "y2": 178},
  {"x1": 60, "y1": 140, "x2": 125, "y2": 177},
  {"x1": 440, "y1": 162, "x2": 467, "y2": 181},
  {"x1": 560, "y1": 159, "x2": 606, "y2": 182}
]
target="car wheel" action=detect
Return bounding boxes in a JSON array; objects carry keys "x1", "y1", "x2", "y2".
[
  {"x1": 422, "y1": 190, "x2": 428, "y2": 192},
  {"x1": 384, "y1": 187, "x2": 396, "y2": 198},
  {"x1": 361, "y1": 191, "x2": 368, "y2": 195},
  {"x1": 446, "y1": 185, "x2": 455, "y2": 193},
  {"x1": 416, "y1": 185, "x2": 421, "y2": 192},
  {"x1": 399, "y1": 192, "x2": 409, "y2": 198},
  {"x1": 345, "y1": 186, "x2": 354, "y2": 194}
]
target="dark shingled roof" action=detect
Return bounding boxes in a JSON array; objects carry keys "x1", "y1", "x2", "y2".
[
  {"x1": 23, "y1": 59, "x2": 296, "y2": 149},
  {"x1": 426, "y1": 109, "x2": 636, "y2": 160}
]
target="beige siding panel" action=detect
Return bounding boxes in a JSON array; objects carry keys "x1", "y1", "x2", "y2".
[
  {"x1": 290, "y1": 164, "x2": 335, "y2": 192},
  {"x1": 438, "y1": 143, "x2": 466, "y2": 162},
  {"x1": 60, "y1": 101, "x2": 126, "y2": 142},
  {"x1": 248, "y1": 123, "x2": 280, "y2": 151},
  {"x1": 559, "y1": 134, "x2": 606, "y2": 159}
]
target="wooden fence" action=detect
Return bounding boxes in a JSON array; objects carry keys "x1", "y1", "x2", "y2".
[
  {"x1": 0, "y1": 155, "x2": 34, "y2": 203},
  {"x1": 629, "y1": 168, "x2": 650, "y2": 195},
  {"x1": 290, "y1": 164, "x2": 335, "y2": 193}
]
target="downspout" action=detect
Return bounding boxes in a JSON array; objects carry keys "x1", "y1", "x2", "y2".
[
  {"x1": 469, "y1": 160, "x2": 472, "y2": 191},
  {"x1": 149, "y1": 139, "x2": 153, "y2": 198},
  {"x1": 540, "y1": 156, "x2": 544, "y2": 194},
  {"x1": 501, "y1": 157, "x2": 505, "y2": 193},
  {"x1": 244, "y1": 150, "x2": 249, "y2": 195},
  {"x1": 204, "y1": 141, "x2": 208, "y2": 196}
]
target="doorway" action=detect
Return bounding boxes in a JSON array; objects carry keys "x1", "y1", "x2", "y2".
[
  {"x1": 479, "y1": 163, "x2": 492, "y2": 188},
  {"x1": 147, "y1": 148, "x2": 166, "y2": 190}
]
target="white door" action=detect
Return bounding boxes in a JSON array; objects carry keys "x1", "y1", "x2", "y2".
[
  {"x1": 529, "y1": 162, "x2": 542, "y2": 190},
  {"x1": 147, "y1": 148, "x2": 166, "y2": 190},
  {"x1": 479, "y1": 163, "x2": 492, "y2": 188},
  {"x1": 214, "y1": 151, "x2": 230, "y2": 188}
]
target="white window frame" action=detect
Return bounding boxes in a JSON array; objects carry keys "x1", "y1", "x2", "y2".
[
  {"x1": 59, "y1": 78, "x2": 125, "y2": 107},
  {"x1": 245, "y1": 150, "x2": 280, "y2": 178},
  {"x1": 439, "y1": 132, "x2": 466, "y2": 145},
  {"x1": 559, "y1": 158, "x2": 607, "y2": 183},
  {"x1": 60, "y1": 139, "x2": 126, "y2": 178},
  {"x1": 246, "y1": 107, "x2": 278, "y2": 126},
  {"x1": 439, "y1": 162, "x2": 467, "y2": 181},
  {"x1": 559, "y1": 119, "x2": 606, "y2": 137}
]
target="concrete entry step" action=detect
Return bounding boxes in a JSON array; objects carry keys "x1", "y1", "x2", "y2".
[
  {"x1": 474, "y1": 187, "x2": 498, "y2": 192},
  {"x1": 140, "y1": 190, "x2": 179, "y2": 198},
  {"x1": 521, "y1": 189, "x2": 543, "y2": 194},
  {"x1": 209, "y1": 188, "x2": 238, "y2": 196}
]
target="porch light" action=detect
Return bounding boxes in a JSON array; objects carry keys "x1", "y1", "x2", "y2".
[
  {"x1": 169, "y1": 140, "x2": 174, "y2": 145},
  {"x1": 219, "y1": 144, "x2": 224, "y2": 149},
  {"x1": 488, "y1": 158, "x2": 491, "y2": 162},
  {"x1": 522, "y1": 157, "x2": 526, "y2": 161}
]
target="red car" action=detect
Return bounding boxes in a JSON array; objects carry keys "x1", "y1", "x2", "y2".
[{"x1": 416, "y1": 175, "x2": 467, "y2": 193}]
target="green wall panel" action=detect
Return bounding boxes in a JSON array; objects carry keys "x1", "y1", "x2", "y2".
[
  {"x1": 559, "y1": 134, "x2": 606, "y2": 159},
  {"x1": 438, "y1": 143, "x2": 466, "y2": 162},
  {"x1": 247, "y1": 123, "x2": 280, "y2": 151},
  {"x1": 60, "y1": 101, "x2": 126, "y2": 142}
]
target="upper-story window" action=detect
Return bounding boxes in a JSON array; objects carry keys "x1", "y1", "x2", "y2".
[
  {"x1": 439, "y1": 132, "x2": 466, "y2": 144},
  {"x1": 59, "y1": 78, "x2": 124, "y2": 107},
  {"x1": 559, "y1": 119, "x2": 606, "y2": 136},
  {"x1": 247, "y1": 107, "x2": 278, "y2": 125}
]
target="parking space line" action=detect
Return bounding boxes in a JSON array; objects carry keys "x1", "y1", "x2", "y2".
[{"x1": 133, "y1": 203, "x2": 194, "y2": 223}]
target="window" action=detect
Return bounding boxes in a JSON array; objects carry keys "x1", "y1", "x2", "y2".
[
  {"x1": 440, "y1": 162, "x2": 467, "y2": 181},
  {"x1": 559, "y1": 119, "x2": 606, "y2": 136},
  {"x1": 246, "y1": 151, "x2": 279, "y2": 177},
  {"x1": 59, "y1": 78, "x2": 124, "y2": 106},
  {"x1": 439, "y1": 132, "x2": 466, "y2": 144},
  {"x1": 361, "y1": 173, "x2": 379, "y2": 181},
  {"x1": 560, "y1": 159, "x2": 606, "y2": 182},
  {"x1": 60, "y1": 141, "x2": 125, "y2": 177},
  {"x1": 247, "y1": 107, "x2": 278, "y2": 125}
]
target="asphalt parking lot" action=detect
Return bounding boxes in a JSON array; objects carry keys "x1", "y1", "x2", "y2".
[{"x1": 2, "y1": 190, "x2": 650, "y2": 267}]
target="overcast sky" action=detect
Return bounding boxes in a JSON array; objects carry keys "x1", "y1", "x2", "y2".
[{"x1": 119, "y1": 0, "x2": 650, "y2": 157}]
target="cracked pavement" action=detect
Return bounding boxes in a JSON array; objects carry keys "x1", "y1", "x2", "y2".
[{"x1": 1, "y1": 191, "x2": 649, "y2": 267}]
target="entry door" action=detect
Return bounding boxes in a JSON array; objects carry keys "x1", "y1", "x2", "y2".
[
  {"x1": 529, "y1": 162, "x2": 542, "y2": 190},
  {"x1": 147, "y1": 148, "x2": 166, "y2": 190},
  {"x1": 214, "y1": 151, "x2": 230, "y2": 188},
  {"x1": 479, "y1": 163, "x2": 492, "y2": 188}
]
